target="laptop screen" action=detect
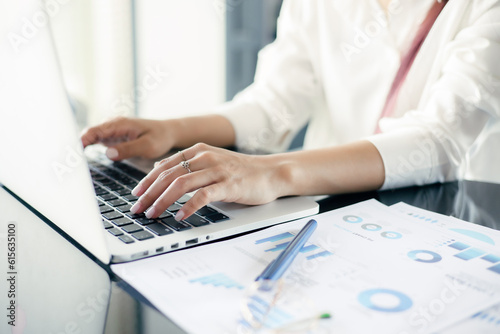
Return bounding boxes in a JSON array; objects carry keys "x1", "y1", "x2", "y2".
[{"x1": 0, "y1": 0, "x2": 110, "y2": 264}]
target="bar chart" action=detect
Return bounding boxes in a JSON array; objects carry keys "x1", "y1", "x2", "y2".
[
  {"x1": 189, "y1": 273, "x2": 244, "y2": 290},
  {"x1": 255, "y1": 233, "x2": 333, "y2": 260},
  {"x1": 448, "y1": 241, "x2": 500, "y2": 275}
]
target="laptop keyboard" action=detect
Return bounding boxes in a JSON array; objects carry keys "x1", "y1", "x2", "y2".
[{"x1": 89, "y1": 160, "x2": 229, "y2": 244}]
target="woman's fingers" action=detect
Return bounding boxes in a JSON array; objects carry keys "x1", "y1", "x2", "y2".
[
  {"x1": 147, "y1": 170, "x2": 222, "y2": 219},
  {"x1": 81, "y1": 117, "x2": 176, "y2": 161},
  {"x1": 130, "y1": 145, "x2": 227, "y2": 219},
  {"x1": 82, "y1": 118, "x2": 147, "y2": 161},
  {"x1": 176, "y1": 184, "x2": 223, "y2": 220},
  {"x1": 106, "y1": 135, "x2": 156, "y2": 161},
  {"x1": 81, "y1": 117, "x2": 140, "y2": 148},
  {"x1": 130, "y1": 165, "x2": 221, "y2": 219},
  {"x1": 131, "y1": 143, "x2": 208, "y2": 196},
  {"x1": 131, "y1": 154, "x2": 183, "y2": 196},
  {"x1": 130, "y1": 164, "x2": 187, "y2": 215},
  {"x1": 131, "y1": 151, "x2": 219, "y2": 215}
]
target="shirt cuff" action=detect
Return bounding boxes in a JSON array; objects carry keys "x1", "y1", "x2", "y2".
[
  {"x1": 365, "y1": 128, "x2": 445, "y2": 190},
  {"x1": 210, "y1": 98, "x2": 271, "y2": 153}
]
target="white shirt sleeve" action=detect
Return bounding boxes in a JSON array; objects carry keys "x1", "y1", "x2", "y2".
[
  {"x1": 367, "y1": 4, "x2": 500, "y2": 189},
  {"x1": 212, "y1": 0, "x2": 323, "y2": 153}
]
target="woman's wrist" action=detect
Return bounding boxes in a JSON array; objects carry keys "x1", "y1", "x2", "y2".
[
  {"x1": 258, "y1": 141, "x2": 386, "y2": 199},
  {"x1": 161, "y1": 118, "x2": 183, "y2": 148},
  {"x1": 260, "y1": 154, "x2": 297, "y2": 199},
  {"x1": 163, "y1": 115, "x2": 236, "y2": 149}
]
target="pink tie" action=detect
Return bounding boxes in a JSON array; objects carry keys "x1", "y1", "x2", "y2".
[{"x1": 375, "y1": 0, "x2": 448, "y2": 133}]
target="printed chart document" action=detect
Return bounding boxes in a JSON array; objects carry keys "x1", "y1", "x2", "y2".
[
  {"x1": 392, "y1": 202, "x2": 500, "y2": 334},
  {"x1": 112, "y1": 200, "x2": 500, "y2": 334}
]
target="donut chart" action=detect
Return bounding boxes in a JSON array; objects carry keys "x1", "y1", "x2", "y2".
[
  {"x1": 358, "y1": 288, "x2": 413, "y2": 313},
  {"x1": 343, "y1": 215, "x2": 363, "y2": 223},
  {"x1": 381, "y1": 231, "x2": 403, "y2": 239},
  {"x1": 407, "y1": 250, "x2": 442, "y2": 263},
  {"x1": 361, "y1": 223, "x2": 382, "y2": 231}
]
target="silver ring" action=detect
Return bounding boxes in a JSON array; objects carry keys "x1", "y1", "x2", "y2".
[{"x1": 181, "y1": 160, "x2": 192, "y2": 173}]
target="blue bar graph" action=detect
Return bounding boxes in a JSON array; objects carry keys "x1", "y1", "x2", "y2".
[
  {"x1": 246, "y1": 295, "x2": 293, "y2": 328},
  {"x1": 256, "y1": 232, "x2": 332, "y2": 261},
  {"x1": 448, "y1": 241, "x2": 470, "y2": 251},
  {"x1": 265, "y1": 243, "x2": 321, "y2": 253},
  {"x1": 471, "y1": 311, "x2": 500, "y2": 326},
  {"x1": 189, "y1": 273, "x2": 244, "y2": 289},
  {"x1": 307, "y1": 250, "x2": 333, "y2": 260},
  {"x1": 255, "y1": 232, "x2": 294, "y2": 244},
  {"x1": 408, "y1": 213, "x2": 438, "y2": 223},
  {"x1": 300, "y1": 244, "x2": 320, "y2": 253},
  {"x1": 482, "y1": 254, "x2": 500, "y2": 263},
  {"x1": 265, "y1": 242, "x2": 291, "y2": 252},
  {"x1": 454, "y1": 248, "x2": 486, "y2": 261},
  {"x1": 488, "y1": 263, "x2": 500, "y2": 275}
]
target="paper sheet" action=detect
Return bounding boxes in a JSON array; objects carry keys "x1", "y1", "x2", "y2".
[
  {"x1": 112, "y1": 200, "x2": 500, "y2": 334},
  {"x1": 392, "y1": 202, "x2": 500, "y2": 334}
]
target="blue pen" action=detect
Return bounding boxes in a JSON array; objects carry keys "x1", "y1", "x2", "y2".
[{"x1": 256, "y1": 219, "x2": 318, "y2": 281}]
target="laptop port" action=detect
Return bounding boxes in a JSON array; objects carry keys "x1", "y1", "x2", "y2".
[
  {"x1": 186, "y1": 238, "x2": 198, "y2": 246},
  {"x1": 171, "y1": 243, "x2": 179, "y2": 249},
  {"x1": 156, "y1": 247, "x2": 164, "y2": 253}
]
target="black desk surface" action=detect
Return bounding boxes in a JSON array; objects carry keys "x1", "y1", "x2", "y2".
[{"x1": 1, "y1": 180, "x2": 499, "y2": 334}]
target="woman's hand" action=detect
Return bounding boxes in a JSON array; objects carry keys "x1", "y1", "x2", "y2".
[
  {"x1": 129, "y1": 143, "x2": 292, "y2": 220},
  {"x1": 81, "y1": 114, "x2": 237, "y2": 161},
  {"x1": 81, "y1": 117, "x2": 177, "y2": 160}
]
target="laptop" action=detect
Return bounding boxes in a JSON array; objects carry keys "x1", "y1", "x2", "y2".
[{"x1": 0, "y1": 1, "x2": 318, "y2": 264}]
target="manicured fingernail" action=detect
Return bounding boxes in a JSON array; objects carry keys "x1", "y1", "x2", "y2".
[
  {"x1": 106, "y1": 147, "x2": 118, "y2": 160},
  {"x1": 175, "y1": 210, "x2": 185, "y2": 222},
  {"x1": 131, "y1": 184, "x2": 143, "y2": 196},
  {"x1": 145, "y1": 207, "x2": 156, "y2": 218},
  {"x1": 130, "y1": 202, "x2": 141, "y2": 214}
]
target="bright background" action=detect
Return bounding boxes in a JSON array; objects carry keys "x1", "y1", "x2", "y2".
[{"x1": 47, "y1": 0, "x2": 283, "y2": 128}]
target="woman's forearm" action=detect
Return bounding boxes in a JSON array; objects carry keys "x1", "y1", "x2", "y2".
[
  {"x1": 268, "y1": 140, "x2": 386, "y2": 197},
  {"x1": 169, "y1": 114, "x2": 236, "y2": 149}
]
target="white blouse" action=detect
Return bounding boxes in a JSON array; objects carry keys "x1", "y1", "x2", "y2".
[{"x1": 214, "y1": 0, "x2": 500, "y2": 189}]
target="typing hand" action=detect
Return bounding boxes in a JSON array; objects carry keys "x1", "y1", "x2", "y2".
[
  {"x1": 81, "y1": 116, "x2": 176, "y2": 161},
  {"x1": 129, "y1": 143, "x2": 291, "y2": 220}
]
